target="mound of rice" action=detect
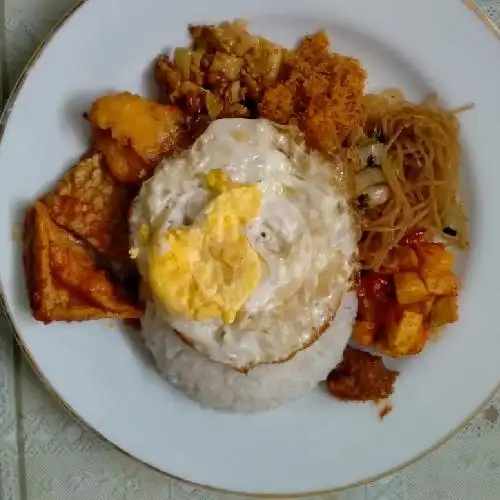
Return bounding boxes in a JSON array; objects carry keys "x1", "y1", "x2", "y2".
[{"x1": 142, "y1": 292, "x2": 357, "y2": 412}]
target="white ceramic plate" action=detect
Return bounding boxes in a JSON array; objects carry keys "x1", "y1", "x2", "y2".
[{"x1": 1, "y1": 0, "x2": 500, "y2": 495}]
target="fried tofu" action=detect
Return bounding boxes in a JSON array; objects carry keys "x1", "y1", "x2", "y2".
[
  {"x1": 42, "y1": 153, "x2": 132, "y2": 262},
  {"x1": 88, "y1": 92, "x2": 184, "y2": 184},
  {"x1": 24, "y1": 203, "x2": 143, "y2": 324}
]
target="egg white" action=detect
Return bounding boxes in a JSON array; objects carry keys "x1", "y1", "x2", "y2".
[{"x1": 130, "y1": 119, "x2": 357, "y2": 371}]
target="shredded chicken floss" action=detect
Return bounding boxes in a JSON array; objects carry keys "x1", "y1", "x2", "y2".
[{"x1": 260, "y1": 31, "x2": 367, "y2": 155}]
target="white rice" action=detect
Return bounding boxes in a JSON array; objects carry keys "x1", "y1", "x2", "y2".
[{"x1": 142, "y1": 292, "x2": 357, "y2": 412}]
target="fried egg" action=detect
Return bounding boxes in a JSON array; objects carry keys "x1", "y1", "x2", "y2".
[{"x1": 131, "y1": 119, "x2": 357, "y2": 371}]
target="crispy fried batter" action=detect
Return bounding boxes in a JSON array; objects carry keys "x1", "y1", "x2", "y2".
[
  {"x1": 89, "y1": 92, "x2": 184, "y2": 184},
  {"x1": 42, "y1": 153, "x2": 132, "y2": 261},
  {"x1": 327, "y1": 346, "x2": 399, "y2": 402},
  {"x1": 24, "y1": 203, "x2": 143, "y2": 324},
  {"x1": 260, "y1": 31, "x2": 367, "y2": 154},
  {"x1": 93, "y1": 131, "x2": 149, "y2": 186}
]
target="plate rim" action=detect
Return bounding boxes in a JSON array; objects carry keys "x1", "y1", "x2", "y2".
[{"x1": 0, "y1": 0, "x2": 499, "y2": 496}]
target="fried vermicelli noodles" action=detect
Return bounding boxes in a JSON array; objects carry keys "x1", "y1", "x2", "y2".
[{"x1": 353, "y1": 89, "x2": 470, "y2": 270}]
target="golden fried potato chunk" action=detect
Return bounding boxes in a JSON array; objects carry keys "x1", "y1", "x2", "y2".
[
  {"x1": 88, "y1": 92, "x2": 184, "y2": 184},
  {"x1": 42, "y1": 153, "x2": 132, "y2": 262},
  {"x1": 24, "y1": 203, "x2": 143, "y2": 324}
]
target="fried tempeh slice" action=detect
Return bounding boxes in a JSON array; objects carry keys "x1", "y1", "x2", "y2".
[
  {"x1": 88, "y1": 92, "x2": 184, "y2": 184},
  {"x1": 42, "y1": 153, "x2": 132, "y2": 261},
  {"x1": 24, "y1": 202, "x2": 143, "y2": 324}
]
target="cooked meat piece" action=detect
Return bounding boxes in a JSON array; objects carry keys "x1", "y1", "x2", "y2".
[
  {"x1": 88, "y1": 92, "x2": 184, "y2": 184},
  {"x1": 327, "y1": 346, "x2": 399, "y2": 402},
  {"x1": 42, "y1": 153, "x2": 132, "y2": 261},
  {"x1": 24, "y1": 203, "x2": 143, "y2": 324}
]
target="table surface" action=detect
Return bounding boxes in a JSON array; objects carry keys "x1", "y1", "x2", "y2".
[{"x1": 1, "y1": 1, "x2": 500, "y2": 499}]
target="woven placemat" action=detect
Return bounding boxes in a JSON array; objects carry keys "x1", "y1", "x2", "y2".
[{"x1": 465, "y1": 0, "x2": 500, "y2": 37}]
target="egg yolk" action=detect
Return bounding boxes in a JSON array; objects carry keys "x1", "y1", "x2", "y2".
[{"x1": 149, "y1": 170, "x2": 262, "y2": 323}]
